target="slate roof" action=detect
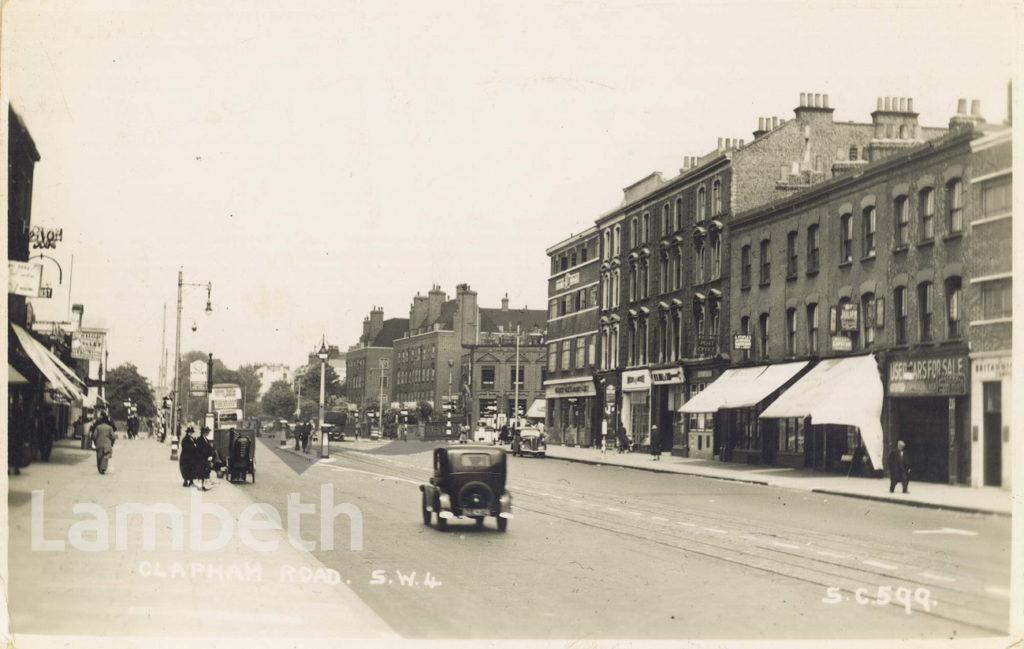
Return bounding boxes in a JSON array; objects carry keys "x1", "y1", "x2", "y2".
[
  {"x1": 371, "y1": 318, "x2": 410, "y2": 347},
  {"x1": 479, "y1": 307, "x2": 547, "y2": 334}
]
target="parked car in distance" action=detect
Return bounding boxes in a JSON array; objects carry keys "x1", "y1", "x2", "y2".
[
  {"x1": 513, "y1": 427, "x2": 547, "y2": 457},
  {"x1": 420, "y1": 446, "x2": 512, "y2": 531},
  {"x1": 322, "y1": 423, "x2": 345, "y2": 441}
]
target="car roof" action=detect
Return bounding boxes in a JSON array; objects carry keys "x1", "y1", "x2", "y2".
[{"x1": 441, "y1": 445, "x2": 505, "y2": 458}]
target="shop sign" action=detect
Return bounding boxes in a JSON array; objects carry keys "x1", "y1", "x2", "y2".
[
  {"x1": 694, "y1": 369, "x2": 714, "y2": 379},
  {"x1": 29, "y1": 226, "x2": 64, "y2": 250},
  {"x1": 554, "y1": 272, "x2": 581, "y2": 291},
  {"x1": 212, "y1": 398, "x2": 239, "y2": 411},
  {"x1": 733, "y1": 334, "x2": 751, "y2": 350},
  {"x1": 840, "y1": 303, "x2": 859, "y2": 332},
  {"x1": 71, "y1": 330, "x2": 105, "y2": 361},
  {"x1": 694, "y1": 336, "x2": 718, "y2": 358},
  {"x1": 972, "y1": 357, "x2": 1011, "y2": 377},
  {"x1": 889, "y1": 354, "x2": 968, "y2": 396},
  {"x1": 8, "y1": 261, "x2": 42, "y2": 297},
  {"x1": 651, "y1": 367, "x2": 684, "y2": 385},
  {"x1": 621, "y1": 369, "x2": 651, "y2": 392},
  {"x1": 831, "y1": 335, "x2": 852, "y2": 352},
  {"x1": 210, "y1": 385, "x2": 241, "y2": 400},
  {"x1": 44, "y1": 388, "x2": 72, "y2": 405},
  {"x1": 545, "y1": 380, "x2": 596, "y2": 399},
  {"x1": 189, "y1": 360, "x2": 208, "y2": 395}
]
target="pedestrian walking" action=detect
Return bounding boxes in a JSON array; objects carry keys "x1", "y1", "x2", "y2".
[
  {"x1": 89, "y1": 411, "x2": 117, "y2": 475},
  {"x1": 616, "y1": 424, "x2": 629, "y2": 453},
  {"x1": 888, "y1": 440, "x2": 910, "y2": 494},
  {"x1": 301, "y1": 420, "x2": 312, "y2": 453},
  {"x1": 499, "y1": 424, "x2": 510, "y2": 445},
  {"x1": 294, "y1": 422, "x2": 301, "y2": 451},
  {"x1": 194, "y1": 427, "x2": 214, "y2": 490},
  {"x1": 649, "y1": 425, "x2": 661, "y2": 460},
  {"x1": 180, "y1": 426, "x2": 198, "y2": 487}
]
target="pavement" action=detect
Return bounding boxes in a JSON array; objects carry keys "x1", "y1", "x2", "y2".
[
  {"x1": 6, "y1": 436, "x2": 397, "y2": 648},
  {"x1": 540, "y1": 444, "x2": 1012, "y2": 516}
]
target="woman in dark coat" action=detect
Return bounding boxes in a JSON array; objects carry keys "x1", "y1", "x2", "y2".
[
  {"x1": 179, "y1": 426, "x2": 198, "y2": 487},
  {"x1": 194, "y1": 428, "x2": 213, "y2": 490}
]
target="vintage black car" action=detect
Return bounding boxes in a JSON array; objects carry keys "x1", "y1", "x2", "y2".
[
  {"x1": 420, "y1": 446, "x2": 512, "y2": 531},
  {"x1": 512, "y1": 428, "x2": 547, "y2": 457}
]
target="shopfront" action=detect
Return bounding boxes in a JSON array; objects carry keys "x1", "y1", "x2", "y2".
[
  {"x1": 969, "y1": 353, "x2": 1011, "y2": 489},
  {"x1": 650, "y1": 366, "x2": 685, "y2": 454},
  {"x1": 620, "y1": 369, "x2": 651, "y2": 447},
  {"x1": 679, "y1": 361, "x2": 809, "y2": 464},
  {"x1": 887, "y1": 349, "x2": 970, "y2": 484},
  {"x1": 545, "y1": 376, "x2": 596, "y2": 446}
]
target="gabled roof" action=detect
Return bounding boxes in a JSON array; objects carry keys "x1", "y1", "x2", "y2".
[
  {"x1": 479, "y1": 308, "x2": 547, "y2": 334},
  {"x1": 372, "y1": 318, "x2": 410, "y2": 347}
]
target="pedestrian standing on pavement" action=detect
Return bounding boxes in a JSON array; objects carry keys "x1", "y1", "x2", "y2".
[
  {"x1": 294, "y1": 422, "x2": 301, "y2": 450},
  {"x1": 180, "y1": 426, "x2": 198, "y2": 487},
  {"x1": 301, "y1": 420, "x2": 311, "y2": 453},
  {"x1": 888, "y1": 440, "x2": 910, "y2": 494},
  {"x1": 39, "y1": 409, "x2": 56, "y2": 461},
  {"x1": 194, "y1": 427, "x2": 214, "y2": 490},
  {"x1": 649, "y1": 425, "x2": 661, "y2": 461},
  {"x1": 89, "y1": 410, "x2": 117, "y2": 475}
]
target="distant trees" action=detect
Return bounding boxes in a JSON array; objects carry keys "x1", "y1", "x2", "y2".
[
  {"x1": 262, "y1": 380, "x2": 297, "y2": 419},
  {"x1": 106, "y1": 364, "x2": 156, "y2": 419}
]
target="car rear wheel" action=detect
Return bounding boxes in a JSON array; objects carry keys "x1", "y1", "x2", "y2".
[
  {"x1": 497, "y1": 516, "x2": 508, "y2": 532},
  {"x1": 437, "y1": 515, "x2": 447, "y2": 531},
  {"x1": 421, "y1": 494, "x2": 431, "y2": 525}
]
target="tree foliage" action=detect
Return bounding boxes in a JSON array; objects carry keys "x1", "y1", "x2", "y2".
[
  {"x1": 262, "y1": 380, "x2": 297, "y2": 419},
  {"x1": 298, "y1": 362, "x2": 345, "y2": 400},
  {"x1": 106, "y1": 363, "x2": 156, "y2": 419}
]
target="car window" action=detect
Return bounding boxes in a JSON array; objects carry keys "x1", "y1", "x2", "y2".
[{"x1": 456, "y1": 453, "x2": 493, "y2": 469}]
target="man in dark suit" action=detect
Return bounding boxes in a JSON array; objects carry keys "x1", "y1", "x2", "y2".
[{"x1": 888, "y1": 440, "x2": 910, "y2": 493}]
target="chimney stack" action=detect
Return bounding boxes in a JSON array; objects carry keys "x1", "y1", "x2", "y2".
[
  {"x1": 717, "y1": 137, "x2": 724, "y2": 151},
  {"x1": 957, "y1": 98, "x2": 967, "y2": 114},
  {"x1": 501, "y1": 294, "x2": 509, "y2": 311},
  {"x1": 771, "y1": 116, "x2": 778, "y2": 129},
  {"x1": 800, "y1": 92, "x2": 807, "y2": 107},
  {"x1": 971, "y1": 99, "x2": 981, "y2": 116},
  {"x1": 823, "y1": 94, "x2": 830, "y2": 108}
]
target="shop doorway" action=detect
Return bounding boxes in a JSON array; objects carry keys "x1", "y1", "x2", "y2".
[
  {"x1": 893, "y1": 398, "x2": 949, "y2": 483},
  {"x1": 983, "y1": 382, "x2": 1002, "y2": 487}
]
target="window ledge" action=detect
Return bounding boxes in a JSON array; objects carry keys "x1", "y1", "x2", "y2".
[
  {"x1": 943, "y1": 232, "x2": 964, "y2": 242},
  {"x1": 940, "y1": 338, "x2": 964, "y2": 346},
  {"x1": 759, "y1": 280, "x2": 771, "y2": 288},
  {"x1": 916, "y1": 238, "x2": 935, "y2": 249},
  {"x1": 786, "y1": 272, "x2": 798, "y2": 281},
  {"x1": 893, "y1": 245, "x2": 910, "y2": 254},
  {"x1": 860, "y1": 253, "x2": 876, "y2": 262},
  {"x1": 741, "y1": 284, "x2": 751, "y2": 292},
  {"x1": 806, "y1": 268, "x2": 819, "y2": 278},
  {"x1": 838, "y1": 260, "x2": 853, "y2": 269}
]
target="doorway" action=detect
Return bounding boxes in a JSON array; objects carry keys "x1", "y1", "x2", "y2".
[{"x1": 983, "y1": 382, "x2": 1002, "y2": 487}]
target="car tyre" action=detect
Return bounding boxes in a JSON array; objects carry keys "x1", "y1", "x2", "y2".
[
  {"x1": 497, "y1": 516, "x2": 508, "y2": 532},
  {"x1": 421, "y1": 494, "x2": 431, "y2": 525},
  {"x1": 437, "y1": 515, "x2": 448, "y2": 531}
]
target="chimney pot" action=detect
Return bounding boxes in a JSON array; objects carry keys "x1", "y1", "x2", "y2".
[
  {"x1": 758, "y1": 117, "x2": 765, "y2": 130},
  {"x1": 957, "y1": 98, "x2": 967, "y2": 114},
  {"x1": 717, "y1": 137, "x2": 723, "y2": 150},
  {"x1": 771, "y1": 116, "x2": 779, "y2": 129},
  {"x1": 823, "y1": 93, "x2": 830, "y2": 108},
  {"x1": 907, "y1": 97, "x2": 914, "y2": 112},
  {"x1": 876, "y1": 97, "x2": 883, "y2": 110},
  {"x1": 899, "y1": 97, "x2": 906, "y2": 112},
  {"x1": 738, "y1": 139, "x2": 745, "y2": 147},
  {"x1": 971, "y1": 99, "x2": 981, "y2": 116},
  {"x1": 814, "y1": 93, "x2": 821, "y2": 108},
  {"x1": 800, "y1": 92, "x2": 806, "y2": 107},
  {"x1": 884, "y1": 97, "x2": 891, "y2": 111}
]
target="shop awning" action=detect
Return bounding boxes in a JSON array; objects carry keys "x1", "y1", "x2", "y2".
[
  {"x1": 9, "y1": 364, "x2": 29, "y2": 384},
  {"x1": 678, "y1": 361, "x2": 808, "y2": 413},
  {"x1": 11, "y1": 324, "x2": 85, "y2": 402},
  {"x1": 759, "y1": 355, "x2": 884, "y2": 469},
  {"x1": 526, "y1": 399, "x2": 546, "y2": 419}
]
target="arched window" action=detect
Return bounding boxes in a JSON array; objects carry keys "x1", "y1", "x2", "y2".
[
  {"x1": 919, "y1": 188, "x2": 935, "y2": 241},
  {"x1": 918, "y1": 282, "x2": 934, "y2": 342},
  {"x1": 662, "y1": 204, "x2": 671, "y2": 236},
  {"x1": 861, "y1": 293, "x2": 876, "y2": 349},
  {"x1": 712, "y1": 179, "x2": 722, "y2": 215},
  {"x1": 629, "y1": 262, "x2": 637, "y2": 302},
  {"x1": 642, "y1": 212, "x2": 649, "y2": 243},
  {"x1": 759, "y1": 313, "x2": 770, "y2": 360},
  {"x1": 696, "y1": 303, "x2": 706, "y2": 337},
  {"x1": 675, "y1": 197, "x2": 684, "y2": 230},
  {"x1": 740, "y1": 315, "x2": 750, "y2": 362},
  {"x1": 604, "y1": 230, "x2": 611, "y2": 260},
  {"x1": 759, "y1": 238, "x2": 771, "y2": 285},
  {"x1": 806, "y1": 303, "x2": 819, "y2": 355},
  {"x1": 786, "y1": 231, "x2": 798, "y2": 277},
  {"x1": 839, "y1": 213, "x2": 853, "y2": 262},
  {"x1": 613, "y1": 269, "x2": 620, "y2": 307},
  {"x1": 630, "y1": 217, "x2": 638, "y2": 248},
  {"x1": 838, "y1": 296, "x2": 858, "y2": 351},
  {"x1": 863, "y1": 206, "x2": 876, "y2": 256},
  {"x1": 695, "y1": 241, "x2": 705, "y2": 284},
  {"x1": 640, "y1": 259, "x2": 649, "y2": 299},
  {"x1": 660, "y1": 252, "x2": 669, "y2": 294},
  {"x1": 894, "y1": 286, "x2": 908, "y2": 344},
  {"x1": 711, "y1": 235, "x2": 722, "y2": 279},
  {"x1": 786, "y1": 308, "x2": 797, "y2": 356},
  {"x1": 741, "y1": 244, "x2": 751, "y2": 288},
  {"x1": 614, "y1": 224, "x2": 621, "y2": 254},
  {"x1": 946, "y1": 276, "x2": 962, "y2": 339},
  {"x1": 894, "y1": 196, "x2": 909, "y2": 247},
  {"x1": 611, "y1": 325, "x2": 619, "y2": 368},
  {"x1": 947, "y1": 179, "x2": 963, "y2": 233},
  {"x1": 697, "y1": 186, "x2": 706, "y2": 221},
  {"x1": 807, "y1": 224, "x2": 820, "y2": 273}
]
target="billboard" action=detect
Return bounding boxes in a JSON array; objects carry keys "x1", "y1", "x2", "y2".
[
  {"x1": 189, "y1": 360, "x2": 208, "y2": 395},
  {"x1": 8, "y1": 261, "x2": 42, "y2": 297},
  {"x1": 71, "y1": 330, "x2": 105, "y2": 361}
]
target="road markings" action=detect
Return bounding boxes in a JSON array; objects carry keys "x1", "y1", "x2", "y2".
[
  {"x1": 919, "y1": 571, "x2": 956, "y2": 583},
  {"x1": 771, "y1": 541, "x2": 800, "y2": 550},
  {"x1": 329, "y1": 467, "x2": 420, "y2": 485},
  {"x1": 816, "y1": 550, "x2": 848, "y2": 559},
  {"x1": 912, "y1": 527, "x2": 978, "y2": 537},
  {"x1": 985, "y1": 586, "x2": 1010, "y2": 599},
  {"x1": 862, "y1": 559, "x2": 898, "y2": 571},
  {"x1": 703, "y1": 527, "x2": 728, "y2": 534}
]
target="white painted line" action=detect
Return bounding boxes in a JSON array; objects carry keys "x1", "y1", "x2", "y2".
[
  {"x1": 913, "y1": 527, "x2": 978, "y2": 537},
  {"x1": 816, "y1": 550, "x2": 848, "y2": 559},
  {"x1": 919, "y1": 571, "x2": 956, "y2": 583},
  {"x1": 772, "y1": 541, "x2": 800, "y2": 550},
  {"x1": 703, "y1": 527, "x2": 728, "y2": 534},
  {"x1": 329, "y1": 467, "x2": 420, "y2": 485},
  {"x1": 862, "y1": 559, "x2": 899, "y2": 571},
  {"x1": 650, "y1": 516, "x2": 669, "y2": 522},
  {"x1": 741, "y1": 535, "x2": 758, "y2": 542},
  {"x1": 985, "y1": 586, "x2": 1010, "y2": 599}
]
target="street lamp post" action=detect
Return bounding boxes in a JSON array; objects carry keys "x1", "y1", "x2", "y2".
[
  {"x1": 171, "y1": 269, "x2": 211, "y2": 458},
  {"x1": 378, "y1": 358, "x2": 387, "y2": 439},
  {"x1": 318, "y1": 338, "x2": 329, "y2": 459},
  {"x1": 446, "y1": 359, "x2": 454, "y2": 442}
]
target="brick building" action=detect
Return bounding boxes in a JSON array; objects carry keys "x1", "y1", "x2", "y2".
[
  {"x1": 544, "y1": 227, "x2": 601, "y2": 446},
  {"x1": 344, "y1": 307, "x2": 408, "y2": 429},
  {"x1": 722, "y1": 99, "x2": 1010, "y2": 486},
  {"x1": 595, "y1": 92, "x2": 948, "y2": 456}
]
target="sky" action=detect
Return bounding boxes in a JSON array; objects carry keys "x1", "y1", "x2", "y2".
[{"x1": 3, "y1": 0, "x2": 1017, "y2": 384}]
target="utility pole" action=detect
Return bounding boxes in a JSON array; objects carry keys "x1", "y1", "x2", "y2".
[
  {"x1": 378, "y1": 358, "x2": 387, "y2": 438},
  {"x1": 514, "y1": 325, "x2": 521, "y2": 428},
  {"x1": 158, "y1": 303, "x2": 167, "y2": 397}
]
